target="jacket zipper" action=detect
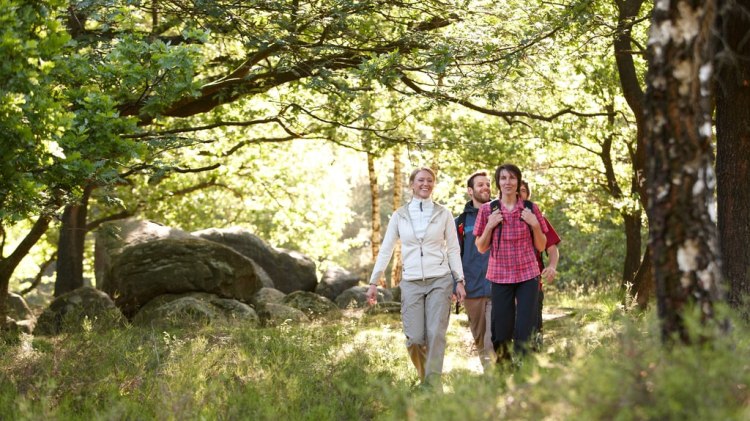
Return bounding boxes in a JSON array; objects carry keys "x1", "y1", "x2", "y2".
[{"x1": 405, "y1": 201, "x2": 443, "y2": 281}]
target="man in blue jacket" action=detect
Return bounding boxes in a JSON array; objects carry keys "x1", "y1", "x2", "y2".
[{"x1": 455, "y1": 171, "x2": 495, "y2": 370}]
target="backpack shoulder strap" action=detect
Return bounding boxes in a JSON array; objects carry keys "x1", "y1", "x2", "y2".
[
  {"x1": 523, "y1": 200, "x2": 542, "y2": 255},
  {"x1": 524, "y1": 199, "x2": 538, "y2": 250},
  {"x1": 490, "y1": 199, "x2": 500, "y2": 213},
  {"x1": 489, "y1": 199, "x2": 502, "y2": 240}
]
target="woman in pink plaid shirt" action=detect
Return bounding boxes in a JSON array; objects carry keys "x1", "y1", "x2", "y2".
[{"x1": 473, "y1": 163, "x2": 548, "y2": 364}]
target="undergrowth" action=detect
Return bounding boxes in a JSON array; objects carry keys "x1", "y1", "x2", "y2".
[{"x1": 1, "y1": 287, "x2": 748, "y2": 420}]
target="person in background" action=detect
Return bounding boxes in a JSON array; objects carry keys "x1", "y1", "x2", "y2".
[
  {"x1": 367, "y1": 167, "x2": 466, "y2": 386},
  {"x1": 455, "y1": 171, "x2": 496, "y2": 370},
  {"x1": 474, "y1": 163, "x2": 547, "y2": 363},
  {"x1": 520, "y1": 181, "x2": 561, "y2": 350}
]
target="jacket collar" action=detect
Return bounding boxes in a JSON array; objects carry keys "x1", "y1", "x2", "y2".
[
  {"x1": 461, "y1": 200, "x2": 480, "y2": 215},
  {"x1": 396, "y1": 201, "x2": 445, "y2": 218}
]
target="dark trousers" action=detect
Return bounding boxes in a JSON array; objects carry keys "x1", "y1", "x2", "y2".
[
  {"x1": 532, "y1": 288, "x2": 545, "y2": 351},
  {"x1": 536, "y1": 288, "x2": 544, "y2": 333},
  {"x1": 490, "y1": 277, "x2": 540, "y2": 360}
]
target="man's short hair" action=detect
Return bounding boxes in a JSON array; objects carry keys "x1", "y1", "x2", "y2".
[{"x1": 467, "y1": 171, "x2": 488, "y2": 189}]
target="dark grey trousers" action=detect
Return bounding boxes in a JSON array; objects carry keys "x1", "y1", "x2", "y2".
[{"x1": 490, "y1": 277, "x2": 540, "y2": 359}]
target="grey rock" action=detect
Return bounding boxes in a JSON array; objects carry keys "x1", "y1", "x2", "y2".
[
  {"x1": 35, "y1": 287, "x2": 125, "y2": 335},
  {"x1": 107, "y1": 238, "x2": 262, "y2": 318},
  {"x1": 132, "y1": 292, "x2": 259, "y2": 328},
  {"x1": 315, "y1": 266, "x2": 362, "y2": 301},
  {"x1": 193, "y1": 227, "x2": 316, "y2": 294}
]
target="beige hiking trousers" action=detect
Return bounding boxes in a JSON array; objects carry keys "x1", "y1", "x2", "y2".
[
  {"x1": 463, "y1": 296, "x2": 496, "y2": 370},
  {"x1": 400, "y1": 273, "x2": 453, "y2": 384}
]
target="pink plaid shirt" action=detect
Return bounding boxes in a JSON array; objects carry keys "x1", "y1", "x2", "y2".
[{"x1": 473, "y1": 200, "x2": 548, "y2": 284}]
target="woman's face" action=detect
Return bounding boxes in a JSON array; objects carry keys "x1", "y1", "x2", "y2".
[
  {"x1": 411, "y1": 170, "x2": 435, "y2": 200},
  {"x1": 497, "y1": 169, "x2": 518, "y2": 198}
]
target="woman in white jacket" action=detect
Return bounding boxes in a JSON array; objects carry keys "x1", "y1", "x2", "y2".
[{"x1": 367, "y1": 167, "x2": 467, "y2": 386}]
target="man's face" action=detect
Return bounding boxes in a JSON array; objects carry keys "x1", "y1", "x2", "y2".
[{"x1": 468, "y1": 176, "x2": 491, "y2": 204}]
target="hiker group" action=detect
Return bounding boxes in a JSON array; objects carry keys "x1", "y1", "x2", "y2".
[{"x1": 366, "y1": 163, "x2": 561, "y2": 387}]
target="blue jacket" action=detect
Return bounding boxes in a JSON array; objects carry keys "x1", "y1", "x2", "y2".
[{"x1": 455, "y1": 201, "x2": 491, "y2": 298}]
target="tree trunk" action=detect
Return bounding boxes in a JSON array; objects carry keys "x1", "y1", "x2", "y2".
[
  {"x1": 631, "y1": 246, "x2": 653, "y2": 308},
  {"x1": 622, "y1": 211, "x2": 642, "y2": 286},
  {"x1": 715, "y1": 0, "x2": 750, "y2": 318},
  {"x1": 614, "y1": 0, "x2": 653, "y2": 303},
  {"x1": 644, "y1": 0, "x2": 724, "y2": 343},
  {"x1": 390, "y1": 147, "x2": 403, "y2": 287},
  {"x1": 0, "y1": 215, "x2": 53, "y2": 325},
  {"x1": 54, "y1": 185, "x2": 93, "y2": 297},
  {"x1": 367, "y1": 153, "x2": 385, "y2": 287},
  {"x1": 600, "y1": 103, "x2": 643, "y2": 289}
]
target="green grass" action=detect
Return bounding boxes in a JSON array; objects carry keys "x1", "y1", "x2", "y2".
[{"x1": 1, "y1": 287, "x2": 749, "y2": 420}]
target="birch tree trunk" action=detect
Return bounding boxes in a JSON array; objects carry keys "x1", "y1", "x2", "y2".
[{"x1": 644, "y1": 0, "x2": 725, "y2": 343}]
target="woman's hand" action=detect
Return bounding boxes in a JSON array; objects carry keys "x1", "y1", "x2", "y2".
[
  {"x1": 520, "y1": 207, "x2": 540, "y2": 228},
  {"x1": 366, "y1": 284, "x2": 378, "y2": 305},
  {"x1": 488, "y1": 208, "x2": 503, "y2": 229}
]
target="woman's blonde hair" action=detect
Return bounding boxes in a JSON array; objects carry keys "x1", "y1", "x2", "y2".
[{"x1": 408, "y1": 167, "x2": 436, "y2": 184}]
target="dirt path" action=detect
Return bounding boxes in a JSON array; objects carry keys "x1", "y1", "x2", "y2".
[{"x1": 443, "y1": 307, "x2": 576, "y2": 375}]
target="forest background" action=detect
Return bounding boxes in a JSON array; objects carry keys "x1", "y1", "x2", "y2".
[{"x1": 1, "y1": 0, "x2": 749, "y2": 419}]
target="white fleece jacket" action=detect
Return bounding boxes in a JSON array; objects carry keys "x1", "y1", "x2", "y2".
[{"x1": 369, "y1": 200, "x2": 464, "y2": 284}]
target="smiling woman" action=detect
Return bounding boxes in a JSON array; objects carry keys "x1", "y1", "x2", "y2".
[{"x1": 366, "y1": 167, "x2": 466, "y2": 387}]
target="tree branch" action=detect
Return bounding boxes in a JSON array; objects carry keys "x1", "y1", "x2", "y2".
[
  {"x1": 19, "y1": 253, "x2": 57, "y2": 296},
  {"x1": 127, "y1": 14, "x2": 455, "y2": 123},
  {"x1": 124, "y1": 115, "x2": 301, "y2": 139},
  {"x1": 399, "y1": 74, "x2": 615, "y2": 123}
]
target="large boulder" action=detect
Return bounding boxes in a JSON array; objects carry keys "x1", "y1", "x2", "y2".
[
  {"x1": 258, "y1": 303, "x2": 310, "y2": 327},
  {"x1": 251, "y1": 263, "x2": 275, "y2": 289},
  {"x1": 20, "y1": 280, "x2": 54, "y2": 312},
  {"x1": 335, "y1": 286, "x2": 393, "y2": 309},
  {"x1": 282, "y1": 291, "x2": 341, "y2": 320},
  {"x1": 315, "y1": 266, "x2": 363, "y2": 301},
  {"x1": 7, "y1": 292, "x2": 34, "y2": 321},
  {"x1": 4, "y1": 317, "x2": 35, "y2": 335},
  {"x1": 192, "y1": 227, "x2": 317, "y2": 294},
  {"x1": 35, "y1": 287, "x2": 125, "y2": 335},
  {"x1": 365, "y1": 301, "x2": 402, "y2": 315},
  {"x1": 251, "y1": 287, "x2": 287, "y2": 308},
  {"x1": 5, "y1": 292, "x2": 36, "y2": 333},
  {"x1": 106, "y1": 238, "x2": 263, "y2": 318},
  {"x1": 95, "y1": 219, "x2": 194, "y2": 292},
  {"x1": 132, "y1": 292, "x2": 259, "y2": 328}
]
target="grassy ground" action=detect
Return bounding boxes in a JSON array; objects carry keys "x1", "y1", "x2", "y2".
[{"x1": 1, "y1": 287, "x2": 749, "y2": 420}]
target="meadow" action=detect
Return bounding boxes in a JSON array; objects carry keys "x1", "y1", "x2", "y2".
[{"x1": 2, "y1": 287, "x2": 749, "y2": 420}]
